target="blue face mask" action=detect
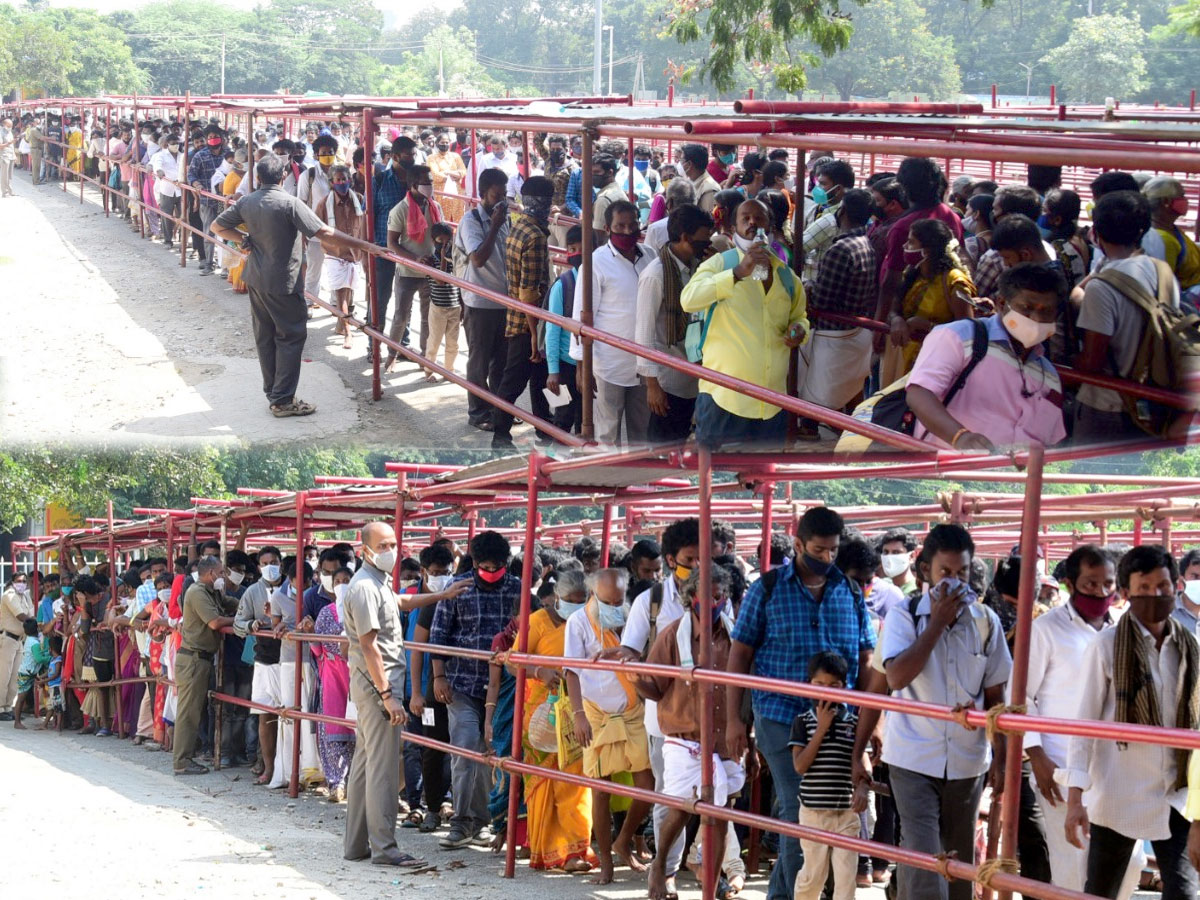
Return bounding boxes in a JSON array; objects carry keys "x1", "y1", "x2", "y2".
[
  {"x1": 634, "y1": 159, "x2": 649, "y2": 173},
  {"x1": 62, "y1": 586, "x2": 73, "y2": 597},
  {"x1": 332, "y1": 182, "x2": 350, "y2": 194},
  {"x1": 811, "y1": 185, "x2": 830, "y2": 206},
  {"x1": 803, "y1": 553, "x2": 834, "y2": 577},
  {"x1": 1036, "y1": 213, "x2": 1054, "y2": 240},
  {"x1": 555, "y1": 598, "x2": 586, "y2": 621},
  {"x1": 596, "y1": 599, "x2": 629, "y2": 631},
  {"x1": 719, "y1": 152, "x2": 735, "y2": 166}
]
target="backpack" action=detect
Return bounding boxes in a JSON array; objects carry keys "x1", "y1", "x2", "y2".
[
  {"x1": 452, "y1": 206, "x2": 486, "y2": 281},
  {"x1": 684, "y1": 248, "x2": 797, "y2": 363},
  {"x1": 1093, "y1": 258, "x2": 1200, "y2": 438},
  {"x1": 644, "y1": 581, "x2": 666, "y2": 652},
  {"x1": 835, "y1": 318, "x2": 989, "y2": 454},
  {"x1": 536, "y1": 268, "x2": 577, "y2": 355}
]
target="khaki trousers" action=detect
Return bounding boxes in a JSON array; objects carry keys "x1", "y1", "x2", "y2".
[
  {"x1": 424, "y1": 304, "x2": 461, "y2": 374},
  {"x1": 172, "y1": 651, "x2": 212, "y2": 771}
]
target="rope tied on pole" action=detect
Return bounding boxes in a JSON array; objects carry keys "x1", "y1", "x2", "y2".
[
  {"x1": 975, "y1": 856, "x2": 1020, "y2": 889},
  {"x1": 933, "y1": 850, "x2": 958, "y2": 881},
  {"x1": 949, "y1": 703, "x2": 973, "y2": 731},
  {"x1": 986, "y1": 702, "x2": 1027, "y2": 744}
]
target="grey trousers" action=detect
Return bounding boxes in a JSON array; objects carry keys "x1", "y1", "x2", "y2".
[
  {"x1": 890, "y1": 765, "x2": 986, "y2": 900},
  {"x1": 0, "y1": 157, "x2": 13, "y2": 196},
  {"x1": 247, "y1": 285, "x2": 309, "y2": 405},
  {"x1": 391, "y1": 274, "x2": 431, "y2": 356},
  {"x1": 158, "y1": 194, "x2": 179, "y2": 246},
  {"x1": 447, "y1": 691, "x2": 490, "y2": 833},
  {"x1": 343, "y1": 674, "x2": 402, "y2": 859},
  {"x1": 172, "y1": 651, "x2": 213, "y2": 772},
  {"x1": 199, "y1": 204, "x2": 219, "y2": 269},
  {"x1": 594, "y1": 377, "x2": 650, "y2": 446}
]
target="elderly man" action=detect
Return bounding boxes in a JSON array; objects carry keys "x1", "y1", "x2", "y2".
[
  {"x1": 342, "y1": 521, "x2": 423, "y2": 868},
  {"x1": 1142, "y1": 176, "x2": 1200, "y2": 305},
  {"x1": 211, "y1": 153, "x2": 374, "y2": 419},
  {"x1": 644, "y1": 177, "x2": 696, "y2": 253},
  {"x1": 174, "y1": 556, "x2": 237, "y2": 777}
]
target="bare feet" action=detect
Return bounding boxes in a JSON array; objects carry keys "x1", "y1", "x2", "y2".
[
  {"x1": 13, "y1": 720, "x2": 26, "y2": 730},
  {"x1": 343, "y1": 336, "x2": 352, "y2": 350},
  {"x1": 614, "y1": 839, "x2": 648, "y2": 873},
  {"x1": 383, "y1": 355, "x2": 399, "y2": 374},
  {"x1": 588, "y1": 862, "x2": 614, "y2": 886},
  {"x1": 647, "y1": 864, "x2": 670, "y2": 900},
  {"x1": 564, "y1": 858, "x2": 592, "y2": 874}
]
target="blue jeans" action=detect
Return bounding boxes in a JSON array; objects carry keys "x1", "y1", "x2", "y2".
[
  {"x1": 756, "y1": 715, "x2": 803, "y2": 900},
  {"x1": 402, "y1": 715, "x2": 425, "y2": 808},
  {"x1": 447, "y1": 691, "x2": 490, "y2": 833},
  {"x1": 694, "y1": 393, "x2": 787, "y2": 451}
]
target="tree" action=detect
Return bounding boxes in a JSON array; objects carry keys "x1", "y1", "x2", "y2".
[
  {"x1": 2, "y1": 9, "x2": 76, "y2": 96},
  {"x1": 665, "y1": 0, "x2": 857, "y2": 93},
  {"x1": 807, "y1": 0, "x2": 961, "y2": 100},
  {"x1": 1042, "y1": 14, "x2": 1148, "y2": 104},
  {"x1": 254, "y1": 0, "x2": 384, "y2": 95},
  {"x1": 1168, "y1": 0, "x2": 1200, "y2": 36},
  {"x1": 44, "y1": 8, "x2": 148, "y2": 95},
  {"x1": 374, "y1": 25, "x2": 504, "y2": 98}
]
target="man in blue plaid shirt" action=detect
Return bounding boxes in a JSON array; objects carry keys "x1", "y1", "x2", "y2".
[
  {"x1": 429, "y1": 530, "x2": 523, "y2": 850},
  {"x1": 725, "y1": 506, "x2": 876, "y2": 900}
]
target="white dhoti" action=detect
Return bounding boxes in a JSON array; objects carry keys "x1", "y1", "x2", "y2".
[
  {"x1": 325, "y1": 256, "x2": 359, "y2": 292},
  {"x1": 796, "y1": 327, "x2": 875, "y2": 412}
]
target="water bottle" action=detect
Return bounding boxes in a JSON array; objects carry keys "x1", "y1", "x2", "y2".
[{"x1": 750, "y1": 228, "x2": 769, "y2": 282}]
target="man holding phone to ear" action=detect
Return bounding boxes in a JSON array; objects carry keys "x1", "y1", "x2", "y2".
[{"x1": 342, "y1": 521, "x2": 424, "y2": 869}]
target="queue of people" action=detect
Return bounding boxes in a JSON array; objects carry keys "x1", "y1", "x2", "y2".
[
  {"x1": 10, "y1": 104, "x2": 1195, "y2": 450},
  {"x1": 9, "y1": 509, "x2": 1200, "y2": 899}
]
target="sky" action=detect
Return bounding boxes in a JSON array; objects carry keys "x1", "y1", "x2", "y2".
[{"x1": 44, "y1": 0, "x2": 453, "y2": 22}]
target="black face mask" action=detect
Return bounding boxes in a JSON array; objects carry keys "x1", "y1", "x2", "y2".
[
  {"x1": 567, "y1": 252, "x2": 583, "y2": 269},
  {"x1": 627, "y1": 578, "x2": 655, "y2": 602}
]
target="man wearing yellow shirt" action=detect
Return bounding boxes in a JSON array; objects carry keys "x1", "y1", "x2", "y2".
[{"x1": 681, "y1": 198, "x2": 808, "y2": 449}]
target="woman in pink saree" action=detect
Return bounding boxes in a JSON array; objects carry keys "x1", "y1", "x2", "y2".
[{"x1": 312, "y1": 569, "x2": 355, "y2": 802}]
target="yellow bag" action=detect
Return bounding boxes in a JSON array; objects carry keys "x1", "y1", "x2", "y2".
[{"x1": 554, "y1": 692, "x2": 583, "y2": 768}]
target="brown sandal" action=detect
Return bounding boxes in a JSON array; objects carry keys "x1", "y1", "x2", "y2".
[{"x1": 270, "y1": 398, "x2": 316, "y2": 418}]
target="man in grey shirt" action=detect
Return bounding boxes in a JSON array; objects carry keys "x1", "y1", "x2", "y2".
[
  {"x1": 456, "y1": 168, "x2": 510, "y2": 430},
  {"x1": 212, "y1": 153, "x2": 373, "y2": 418},
  {"x1": 341, "y1": 521, "x2": 422, "y2": 868}
]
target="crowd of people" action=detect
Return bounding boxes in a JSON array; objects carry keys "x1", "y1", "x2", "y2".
[
  {"x1": 6, "y1": 508, "x2": 1200, "y2": 899},
  {"x1": 6, "y1": 106, "x2": 1197, "y2": 449}
]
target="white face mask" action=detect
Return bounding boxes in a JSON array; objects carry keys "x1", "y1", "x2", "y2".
[
  {"x1": 157, "y1": 589, "x2": 171, "y2": 603},
  {"x1": 368, "y1": 547, "x2": 397, "y2": 574},
  {"x1": 1185, "y1": 581, "x2": 1200, "y2": 605},
  {"x1": 228, "y1": 570, "x2": 245, "y2": 586},
  {"x1": 213, "y1": 577, "x2": 226, "y2": 593},
  {"x1": 320, "y1": 573, "x2": 335, "y2": 593},
  {"x1": 417, "y1": 184, "x2": 433, "y2": 199},
  {"x1": 13, "y1": 583, "x2": 27, "y2": 594},
  {"x1": 732, "y1": 233, "x2": 757, "y2": 253},
  {"x1": 399, "y1": 578, "x2": 418, "y2": 590},
  {"x1": 334, "y1": 583, "x2": 349, "y2": 604},
  {"x1": 261, "y1": 563, "x2": 281, "y2": 584},
  {"x1": 425, "y1": 574, "x2": 454, "y2": 593},
  {"x1": 1002, "y1": 307, "x2": 1056, "y2": 349},
  {"x1": 881, "y1": 553, "x2": 911, "y2": 579}
]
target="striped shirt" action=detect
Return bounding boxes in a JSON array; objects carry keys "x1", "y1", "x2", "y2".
[
  {"x1": 789, "y1": 708, "x2": 858, "y2": 809},
  {"x1": 428, "y1": 246, "x2": 461, "y2": 308}
]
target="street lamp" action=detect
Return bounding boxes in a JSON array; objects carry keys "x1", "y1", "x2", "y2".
[{"x1": 603, "y1": 25, "x2": 614, "y2": 96}]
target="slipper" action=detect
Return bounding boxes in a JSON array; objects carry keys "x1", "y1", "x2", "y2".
[
  {"x1": 371, "y1": 851, "x2": 426, "y2": 868},
  {"x1": 270, "y1": 398, "x2": 316, "y2": 418},
  {"x1": 401, "y1": 809, "x2": 425, "y2": 828}
]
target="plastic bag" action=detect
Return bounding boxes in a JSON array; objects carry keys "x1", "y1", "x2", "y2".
[
  {"x1": 554, "y1": 692, "x2": 582, "y2": 768},
  {"x1": 527, "y1": 695, "x2": 558, "y2": 753}
]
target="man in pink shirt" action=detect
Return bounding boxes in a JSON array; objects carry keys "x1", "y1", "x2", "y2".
[{"x1": 907, "y1": 263, "x2": 1067, "y2": 452}]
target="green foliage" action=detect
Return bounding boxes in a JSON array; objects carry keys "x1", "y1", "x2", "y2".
[
  {"x1": 1041, "y1": 14, "x2": 1148, "y2": 104},
  {"x1": 807, "y1": 0, "x2": 961, "y2": 100},
  {"x1": 4, "y1": 7, "x2": 75, "y2": 95},
  {"x1": 43, "y1": 8, "x2": 148, "y2": 95},
  {"x1": 1168, "y1": 0, "x2": 1200, "y2": 36},
  {"x1": 374, "y1": 25, "x2": 503, "y2": 98}
]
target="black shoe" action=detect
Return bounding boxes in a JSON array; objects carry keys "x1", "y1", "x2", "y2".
[
  {"x1": 419, "y1": 809, "x2": 441, "y2": 833},
  {"x1": 491, "y1": 438, "x2": 515, "y2": 451},
  {"x1": 0, "y1": 711, "x2": 13, "y2": 721},
  {"x1": 469, "y1": 418, "x2": 494, "y2": 432}
]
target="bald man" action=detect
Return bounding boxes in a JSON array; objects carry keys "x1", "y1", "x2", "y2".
[{"x1": 342, "y1": 522, "x2": 423, "y2": 867}]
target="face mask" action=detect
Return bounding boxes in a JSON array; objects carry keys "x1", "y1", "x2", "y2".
[
  {"x1": 399, "y1": 578, "x2": 418, "y2": 590},
  {"x1": 320, "y1": 573, "x2": 335, "y2": 593},
  {"x1": 207, "y1": 138, "x2": 222, "y2": 148},
  {"x1": 1185, "y1": 580, "x2": 1200, "y2": 605},
  {"x1": 261, "y1": 563, "x2": 281, "y2": 583},
  {"x1": 609, "y1": 232, "x2": 639, "y2": 253},
  {"x1": 549, "y1": 149, "x2": 565, "y2": 165},
  {"x1": 634, "y1": 159, "x2": 649, "y2": 173},
  {"x1": 690, "y1": 239, "x2": 712, "y2": 260},
  {"x1": 881, "y1": 554, "x2": 911, "y2": 579},
  {"x1": 902, "y1": 245, "x2": 925, "y2": 267},
  {"x1": 317, "y1": 154, "x2": 335, "y2": 166},
  {"x1": 597, "y1": 599, "x2": 629, "y2": 630},
  {"x1": 811, "y1": 185, "x2": 829, "y2": 206},
  {"x1": 1072, "y1": 589, "x2": 1116, "y2": 620},
  {"x1": 555, "y1": 597, "x2": 586, "y2": 620},
  {"x1": 332, "y1": 182, "x2": 350, "y2": 194},
  {"x1": 673, "y1": 563, "x2": 693, "y2": 584},
  {"x1": 62, "y1": 586, "x2": 73, "y2": 597},
  {"x1": 961, "y1": 214, "x2": 976, "y2": 235},
  {"x1": 936, "y1": 576, "x2": 979, "y2": 606},
  {"x1": 368, "y1": 547, "x2": 397, "y2": 573},
  {"x1": 334, "y1": 583, "x2": 349, "y2": 604},
  {"x1": 437, "y1": 145, "x2": 450, "y2": 154},
  {"x1": 417, "y1": 184, "x2": 433, "y2": 199},
  {"x1": 719, "y1": 152, "x2": 735, "y2": 166},
  {"x1": 567, "y1": 253, "x2": 583, "y2": 269},
  {"x1": 732, "y1": 232, "x2": 757, "y2": 254},
  {"x1": 710, "y1": 598, "x2": 731, "y2": 625},
  {"x1": 13, "y1": 583, "x2": 27, "y2": 594},
  {"x1": 157, "y1": 589, "x2": 171, "y2": 603},
  {"x1": 1170, "y1": 197, "x2": 1190, "y2": 217},
  {"x1": 228, "y1": 570, "x2": 245, "y2": 586},
  {"x1": 1002, "y1": 307, "x2": 1056, "y2": 349},
  {"x1": 1132, "y1": 594, "x2": 1174, "y2": 624},
  {"x1": 803, "y1": 553, "x2": 834, "y2": 577},
  {"x1": 213, "y1": 577, "x2": 226, "y2": 593},
  {"x1": 476, "y1": 566, "x2": 507, "y2": 585},
  {"x1": 425, "y1": 574, "x2": 454, "y2": 593}
]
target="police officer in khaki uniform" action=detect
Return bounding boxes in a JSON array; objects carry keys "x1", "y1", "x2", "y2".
[
  {"x1": 342, "y1": 522, "x2": 424, "y2": 867},
  {"x1": 0, "y1": 572, "x2": 35, "y2": 719},
  {"x1": 174, "y1": 556, "x2": 236, "y2": 776}
]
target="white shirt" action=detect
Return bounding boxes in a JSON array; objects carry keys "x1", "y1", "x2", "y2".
[
  {"x1": 644, "y1": 217, "x2": 670, "y2": 254},
  {"x1": 879, "y1": 595, "x2": 1012, "y2": 780},
  {"x1": 1061, "y1": 619, "x2": 1188, "y2": 840},
  {"x1": 563, "y1": 606, "x2": 630, "y2": 714},
  {"x1": 150, "y1": 149, "x2": 183, "y2": 198},
  {"x1": 571, "y1": 242, "x2": 652, "y2": 387},
  {"x1": 1023, "y1": 601, "x2": 1116, "y2": 765},
  {"x1": 476, "y1": 151, "x2": 519, "y2": 193},
  {"x1": 297, "y1": 165, "x2": 331, "y2": 216},
  {"x1": 635, "y1": 250, "x2": 698, "y2": 399},
  {"x1": 621, "y1": 577, "x2": 687, "y2": 738}
]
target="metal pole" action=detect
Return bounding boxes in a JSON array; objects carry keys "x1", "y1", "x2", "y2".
[
  {"x1": 288, "y1": 491, "x2": 307, "y2": 799},
  {"x1": 997, "y1": 443, "x2": 1045, "y2": 900},
  {"x1": 580, "y1": 129, "x2": 595, "y2": 439},
  {"x1": 697, "y1": 446, "x2": 717, "y2": 900},
  {"x1": 363, "y1": 108, "x2": 381, "y2": 401},
  {"x1": 600, "y1": 503, "x2": 614, "y2": 563},
  {"x1": 1133, "y1": 518, "x2": 1143, "y2": 546},
  {"x1": 505, "y1": 452, "x2": 542, "y2": 877},
  {"x1": 213, "y1": 515, "x2": 228, "y2": 770},
  {"x1": 759, "y1": 483, "x2": 775, "y2": 572},
  {"x1": 593, "y1": 0, "x2": 603, "y2": 95},
  {"x1": 181, "y1": 93, "x2": 190, "y2": 268},
  {"x1": 392, "y1": 472, "x2": 407, "y2": 589},
  {"x1": 607, "y1": 26, "x2": 614, "y2": 97}
]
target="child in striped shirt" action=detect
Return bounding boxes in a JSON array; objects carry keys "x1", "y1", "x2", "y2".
[
  {"x1": 789, "y1": 651, "x2": 866, "y2": 900},
  {"x1": 424, "y1": 221, "x2": 461, "y2": 381}
]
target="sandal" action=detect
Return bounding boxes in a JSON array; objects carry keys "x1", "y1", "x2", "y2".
[
  {"x1": 270, "y1": 398, "x2": 316, "y2": 418},
  {"x1": 401, "y1": 808, "x2": 425, "y2": 828},
  {"x1": 716, "y1": 876, "x2": 734, "y2": 900}
]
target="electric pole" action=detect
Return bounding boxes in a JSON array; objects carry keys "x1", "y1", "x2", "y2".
[
  {"x1": 593, "y1": 0, "x2": 602, "y2": 95},
  {"x1": 220, "y1": 33, "x2": 226, "y2": 94}
]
